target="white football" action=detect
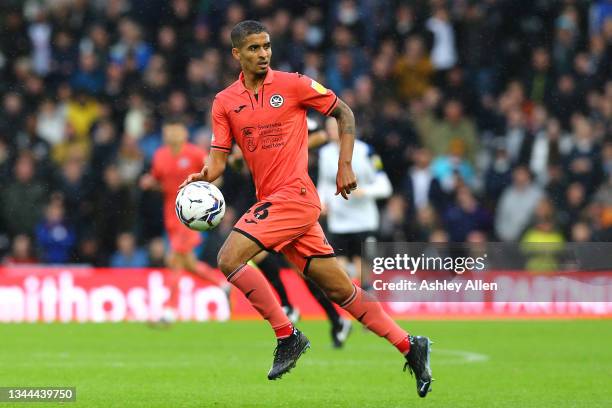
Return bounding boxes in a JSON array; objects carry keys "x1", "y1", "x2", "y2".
[{"x1": 175, "y1": 181, "x2": 225, "y2": 231}]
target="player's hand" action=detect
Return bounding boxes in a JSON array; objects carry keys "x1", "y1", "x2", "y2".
[
  {"x1": 139, "y1": 174, "x2": 156, "y2": 190},
  {"x1": 335, "y1": 162, "x2": 357, "y2": 200},
  {"x1": 179, "y1": 167, "x2": 209, "y2": 189}
]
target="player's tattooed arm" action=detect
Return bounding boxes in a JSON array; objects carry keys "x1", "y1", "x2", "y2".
[
  {"x1": 330, "y1": 98, "x2": 357, "y2": 199},
  {"x1": 330, "y1": 99, "x2": 356, "y2": 148}
]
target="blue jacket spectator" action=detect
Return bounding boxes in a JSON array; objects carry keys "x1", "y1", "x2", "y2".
[
  {"x1": 35, "y1": 198, "x2": 76, "y2": 264},
  {"x1": 110, "y1": 232, "x2": 149, "y2": 268}
]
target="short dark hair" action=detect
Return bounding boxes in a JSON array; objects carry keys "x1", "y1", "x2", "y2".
[{"x1": 231, "y1": 20, "x2": 268, "y2": 48}]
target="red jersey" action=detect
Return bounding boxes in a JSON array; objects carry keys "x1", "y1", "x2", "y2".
[
  {"x1": 151, "y1": 143, "x2": 207, "y2": 225},
  {"x1": 211, "y1": 69, "x2": 338, "y2": 205}
]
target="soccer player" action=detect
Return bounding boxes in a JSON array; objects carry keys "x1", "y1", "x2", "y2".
[
  {"x1": 181, "y1": 21, "x2": 432, "y2": 397},
  {"x1": 140, "y1": 117, "x2": 230, "y2": 322}
]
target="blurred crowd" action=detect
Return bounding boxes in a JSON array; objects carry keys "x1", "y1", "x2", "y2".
[{"x1": 0, "y1": 0, "x2": 610, "y2": 267}]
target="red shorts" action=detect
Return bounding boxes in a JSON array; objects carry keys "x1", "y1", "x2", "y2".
[
  {"x1": 166, "y1": 218, "x2": 202, "y2": 254},
  {"x1": 234, "y1": 198, "x2": 335, "y2": 272}
]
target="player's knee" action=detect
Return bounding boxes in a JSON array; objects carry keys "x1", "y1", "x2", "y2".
[
  {"x1": 217, "y1": 248, "x2": 238, "y2": 276},
  {"x1": 324, "y1": 283, "x2": 354, "y2": 304}
]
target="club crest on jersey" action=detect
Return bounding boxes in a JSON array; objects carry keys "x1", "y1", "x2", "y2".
[
  {"x1": 269, "y1": 94, "x2": 284, "y2": 108},
  {"x1": 241, "y1": 127, "x2": 258, "y2": 152}
]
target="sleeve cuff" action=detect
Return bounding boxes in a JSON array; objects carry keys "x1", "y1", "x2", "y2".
[
  {"x1": 323, "y1": 95, "x2": 338, "y2": 116},
  {"x1": 211, "y1": 145, "x2": 232, "y2": 152}
]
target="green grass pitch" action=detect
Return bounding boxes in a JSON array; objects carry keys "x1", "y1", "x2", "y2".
[{"x1": 0, "y1": 320, "x2": 610, "y2": 407}]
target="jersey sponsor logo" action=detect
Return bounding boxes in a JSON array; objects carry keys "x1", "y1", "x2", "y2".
[
  {"x1": 233, "y1": 104, "x2": 247, "y2": 113},
  {"x1": 257, "y1": 123, "x2": 284, "y2": 149},
  {"x1": 311, "y1": 80, "x2": 327, "y2": 95},
  {"x1": 241, "y1": 127, "x2": 258, "y2": 152},
  {"x1": 269, "y1": 94, "x2": 284, "y2": 108},
  {"x1": 262, "y1": 135, "x2": 284, "y2": 150}
]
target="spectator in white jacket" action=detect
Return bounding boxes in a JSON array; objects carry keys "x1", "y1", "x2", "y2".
[{"x1": 318, "y1": 118, "x2": 392, "y2": 278}]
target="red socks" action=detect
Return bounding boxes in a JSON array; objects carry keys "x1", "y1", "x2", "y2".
[
  {"x1": 274, "y1": 324, "x2": 294, "y2": 339},
  {"x1": 394, "y1": 336, "x2": 411, "y2": 355},
  {"x1": 227, "y1": 264, "x2": 293, "y2": 338},
  {"x1": 226, "y1": 266, "x2": 407, "y2": 350},
  {"x1": 341, "y1": 284, "x2": 410, "y2": 355}
]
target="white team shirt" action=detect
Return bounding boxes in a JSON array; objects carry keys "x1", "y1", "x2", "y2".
[{"x1": 317, "y1": 140, "x2": 392, "y2": 233}]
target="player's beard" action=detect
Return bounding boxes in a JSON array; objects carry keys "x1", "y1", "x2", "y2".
[
  {"x1": 243, "y1": 60, "x2": 267, "y2": 77},
  {"x1": 254, "y1": 61, "x2": 269, "y2": 76},
  {"x1": 254, "y1": 53, "x2": 270, "y2": 75}
]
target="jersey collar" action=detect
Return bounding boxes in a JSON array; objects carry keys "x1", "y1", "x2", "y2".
[{"x1": 238, "y1": 69, "x2": 275, "y2": 93}]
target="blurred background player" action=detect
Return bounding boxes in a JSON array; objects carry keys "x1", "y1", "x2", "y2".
[
  {"x1": 318, "y1": 118, "x2": 393, "y2": 285},
  {"x1": 140, "y1": 117, "x2": 230, "y2": 323}
]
